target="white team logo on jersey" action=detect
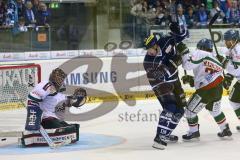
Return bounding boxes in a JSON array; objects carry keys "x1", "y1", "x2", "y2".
[{"x1": 165, "y1": 45, "x2": 172, "y2": 54}]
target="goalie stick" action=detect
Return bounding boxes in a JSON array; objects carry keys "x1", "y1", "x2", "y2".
[{"x1": 14, "y1": 91, "x2": 71, "y2": 149}]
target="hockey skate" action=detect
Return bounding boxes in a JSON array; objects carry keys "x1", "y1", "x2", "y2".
[
  {"x1": 152, "y1": 135, "x2": 167, "y2": 150},
  {"x1": 217, "y1": 123, "x2": 232, "y2": 138},
  {"x1": 182, "y1": 130, "x2": 200, "y2": 142},
  {"x1": 166, "y1": 135, "x2": 178, "y2": 143}
]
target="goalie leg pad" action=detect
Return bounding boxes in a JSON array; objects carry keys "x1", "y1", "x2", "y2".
[
  {"x1": 41, "y1": 117, "x2": 70, "y2": 129},
  {"x1": 20, "y1": 124, "x2": 80, "y2": 147},
  {"x1": 25, "y1": 106, "x2": 43, "y2": 131}
]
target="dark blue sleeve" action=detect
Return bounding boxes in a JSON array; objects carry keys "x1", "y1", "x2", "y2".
[{"x1": 171, "y1": 29, "x2": 189, "y2": 43}]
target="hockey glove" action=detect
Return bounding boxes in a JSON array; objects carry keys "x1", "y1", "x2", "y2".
[
  {"x1": 223, "y1": 73, "x2": 234, "y2": 90},
  {"x1": 216, "y1": 54, "x2": 229, "y2": 68},
  {"x1": 171, "y1": 54, "x2": 182, "y2": 66},
  {"x1": 176, "y1": 42, "x2": 189, "y2": 56},
  {"x1": 181, "y1": 75, "x2": 194, "y2": 87},
  {"x1": 68, "y1": 88, "x2": 87, "y2": 108},
  {"x1": 169, "y1": 22, "x2": 181, "y2": 35}
]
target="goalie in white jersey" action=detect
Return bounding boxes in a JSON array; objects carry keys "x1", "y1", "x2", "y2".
[
  {"x1": 177, "y1": 39, "x2": 232, "y2": 141},
  {"x1": 22, "y1": 68, "x2": 87, "y2": 147},
  {"x1": 218, "y1": 29, "x2": 240, "y2": 131}
]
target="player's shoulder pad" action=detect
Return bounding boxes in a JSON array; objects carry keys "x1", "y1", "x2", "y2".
[
  {"x1": 30, "y1": 81, "x2": 57, "y2": 99},
  {"x1": 42, "y1": 81, "x2": 58, "y2": 96},
  {"x1": 28, "y1": 81, "x2": 50, "y2": 102},
  {"x1": 233, "y1": 44, "x2": 240, "y2": 55},
  {"x1": 188, "y1": 50, "x2": 205, "y2": 62}
]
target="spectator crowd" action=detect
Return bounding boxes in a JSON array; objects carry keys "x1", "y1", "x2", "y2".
[
  {"x1": 0, "y1": 0, "x2": 50, "y2": 33},
  {"x1": 130, "y1": 0, "x2": 240, "y2": 28}
]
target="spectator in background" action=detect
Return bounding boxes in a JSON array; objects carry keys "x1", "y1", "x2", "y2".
[
  {"x1": 227, "y1": 0, "x2": 240, "y2": 24},
  {"x1": 67, "y1": 18, "x2": 80, "y2": 50},
  {"x1": 219, "y1": 0, "x2": 228, "y2": 15},
  {"x1": 167, "y1": 0, "x2": 177, "y2": 21},
  {"x1": 130, "y1": 0, "x2": 144, "y2": 17},
  {"x1": 130, "y1": 0, "x2": 148, "y2": 47},
  {"x1": 16, "y1": 0, "x2": 25, "y2": 18},
  {"x1": 0, "y1": 0, "x2": 6, "y2": 26},
  {"x1": 210, "y1": 0, "x2": 225, "y2": 23},
  {"x1": 17, "y1": 16, "x2": 27, "y2": 31},
  {"x1": 196, "y1": 3, "x2": 208, "y2": 27},
  {"x1": 36, "y1": 2, "x2": 50, "y2": 27},
  {"x1": 206, "y1": 0, "x2": 214, "y2": 10},
  {"x1": 12, "y1": 16, "x2": 27, "y2": 34},
  {"x1": 155, "y1": 5, "x2": 166, "y2": 26},
  {"x1": 144, "y1": 2, "x2": 157, "y2": 25},
  {"x1": 24, "y1": 1, "x2": 36, "y2": 27},
  {"x1": 185, "y1": 6, "x2": 196, "y2": 28},
  {"x1": 176, "y1": 4, "x2": 187, "y2": 31},
  {"x1": 147, "y1": 0, "x2": 157, "y2": 8},
  {"x1": 31, "y1": 0, "x2": 39, "y2": 16},
  {"x1": 180, "y1": 0, "x2": 192, "y2": 10},
  {"x1": 5, "y1": 0, "x2": 18, "y2": 27}
]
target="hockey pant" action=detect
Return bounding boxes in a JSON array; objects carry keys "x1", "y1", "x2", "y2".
[
  {"x1": 229, "y1": 81, "x2": 240, "y2": 120},
  {"x1": 154, "y1": 79, "x2": 186, "y2": 138},
  {"x1": 185, "y1": 83, "x2": 227, "y2": 131}
]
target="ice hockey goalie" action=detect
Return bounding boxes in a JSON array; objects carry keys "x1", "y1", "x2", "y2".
[{"x1": 19, "y1": 68, "x2": 87, "y2": 147}]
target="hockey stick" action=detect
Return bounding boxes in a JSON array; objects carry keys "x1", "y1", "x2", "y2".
[
  {"x1": 39, "y1": 126, "x2": 71, "y2": 149},
  {"x1": 14, "y1": 91, "x2": 71, "y2": 149},
  {"x1": 174, "y1": 5, "x2": 189, "y2": 77},
  {"x1": 208, "y1": 7, "x2": 221, "y2": 56}
]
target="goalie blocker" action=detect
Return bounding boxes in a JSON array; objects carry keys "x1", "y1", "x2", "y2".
[{"x1": 19, "y1": 124, "x2": 80, "y2": 147}]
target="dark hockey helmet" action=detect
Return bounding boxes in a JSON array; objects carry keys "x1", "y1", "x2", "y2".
[
  {"x1": 49, "y1": 68, "x2": 67, "y2": 90},
  {"x1": 224, "y1": 29, "x2": 239, "y2": 41},
  {"x1": 197, "y1": 38, "x2": 213, "y2": 52},
  {"x1": 144, "y1": 34, "x2": 158, "y2": 49}
]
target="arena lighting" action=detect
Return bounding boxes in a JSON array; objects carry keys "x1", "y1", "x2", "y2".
[{"x1": 49, "y1": 2, "x2": 60, "y2": 9}]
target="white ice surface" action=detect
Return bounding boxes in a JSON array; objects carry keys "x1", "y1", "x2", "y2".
[{"x1": 0, "y1": 97, "x2": 240, "y2": 160}]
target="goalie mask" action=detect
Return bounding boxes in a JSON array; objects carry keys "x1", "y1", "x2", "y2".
[
  {"x1": 224, "y1": 29, "x2": 239, "y2": 49},
  {"x1": 49, "y1": 68, "x2": 67, "y2": 91},
  {"x1": 197, "y1": 38, "x2": 213, "y2": 52}
]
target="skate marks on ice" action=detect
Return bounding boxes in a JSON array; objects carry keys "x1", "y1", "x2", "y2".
[{"x1": 0, "y1": 133, "x2": 125, "y2": 155}]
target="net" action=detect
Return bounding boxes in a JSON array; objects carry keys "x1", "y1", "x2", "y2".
[{"x1": 0, "y1": 64, "x2": 41, "y2": 110}]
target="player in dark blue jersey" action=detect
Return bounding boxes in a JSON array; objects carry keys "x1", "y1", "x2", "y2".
[{"x1": 143, "y1": 22, "x2": 188, "y2": 150}]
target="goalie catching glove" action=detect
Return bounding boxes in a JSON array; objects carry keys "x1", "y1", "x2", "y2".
[{"x1": 67, "y1": 88, "x2": 87, "y2": 108}]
